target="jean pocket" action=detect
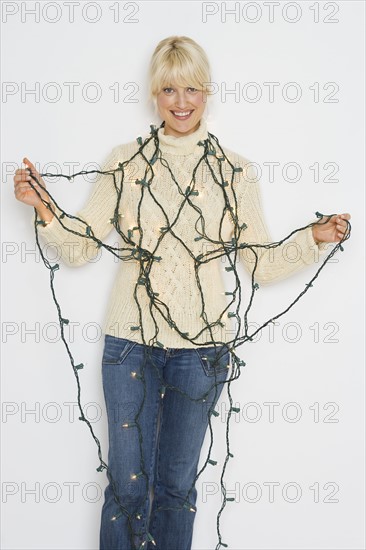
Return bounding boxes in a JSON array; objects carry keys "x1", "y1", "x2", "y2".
[
  {"x1": 102, "y1": 335, "x2": 137, "y2": 366},
  {"x1": 194, "y1": 345, "x2": 231, "y2": 377}
]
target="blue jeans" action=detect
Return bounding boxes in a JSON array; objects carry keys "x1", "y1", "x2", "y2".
[{"x1": 99, "y1": 334, "x2": 230, "y2": 550}]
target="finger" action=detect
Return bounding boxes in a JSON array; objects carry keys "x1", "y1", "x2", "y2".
[
  {"x1": 14, "y1": 169, "x2": 31, "y2": 179},
  {"x1": 14, "y1": 183, "x2": 38, "y2": 192},
  {"x1": 14, "y1": 173, "x2": 32, "y2": 183},
  {"x1": 14, "y1": 176, "x2": 40, "y2": 187},
  {"x1": 23, "y1": 157, "x2": 35, "y2": 170},
  {"x1": 336, "y1": 217, "x2": 350, "y2": 232},
  {"x1": 339, "y1": 213, "x2": 351, "y2": 221},
  {"x1": 336, "y1": 220, "x2": 348, "y2": 231},
  {"x1": 15, "y1": 168, "x2": 30, "y2": 175},
  {"x1": 336, "y1": 224, "x2": 350, "y2": 240},
  {"x1": 15, "y1": 182, "x2": 40, "y2": 192},
  {"x1": 23, "y1": 157, "x2": 39, "y2": 176},
  {"x1": 336, "y1": 218, "x2": 348, "y2": 228}
]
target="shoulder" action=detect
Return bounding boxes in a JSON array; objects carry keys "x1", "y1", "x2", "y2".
[
  {"x1": 208, "y1": 129, "x2": 257, "y2": 175},
  {"x1": 106, "y1": 139, "x2": 140, "y2": 165},
  {"x1": 106, "y1": 130, "x2": 158, "y2": 168},
  {"x1": 215, "y1": 142, "x2": 259, "y2": 197},
  {"x1": 221, "y1": 145, "x2": 253, "y2": 168}
]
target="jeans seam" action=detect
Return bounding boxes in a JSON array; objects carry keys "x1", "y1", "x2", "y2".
[
  {"x1": 102, "y1": 338, "x2": 137, "y2": 365},
  {"x1": 148, "y1": 392, "x2": 165, "y2": 536},
  {"x1": 148, "y1": 388, "x2": 163, "y2": 519}
]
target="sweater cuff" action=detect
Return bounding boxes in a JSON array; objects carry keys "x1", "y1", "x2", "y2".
[
  {"x1": 301, "y1": 224, "x2": 332, "y2": 265},
  {"x1": 31, "y1": 205, "x2": 66, "y2": 242}
]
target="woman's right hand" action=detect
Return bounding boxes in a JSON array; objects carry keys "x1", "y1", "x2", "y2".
[{"x1": 14, "y1": 157, "x2": 54, "y2": 220}]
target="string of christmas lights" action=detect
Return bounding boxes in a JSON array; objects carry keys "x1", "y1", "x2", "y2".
[{"x1": 28, "y1": 121, "x2": 350, "y2": 550}]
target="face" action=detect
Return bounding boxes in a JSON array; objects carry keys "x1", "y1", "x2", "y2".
[{"x1": 156, "y1": 84, "x2": 207, "y2": 137}]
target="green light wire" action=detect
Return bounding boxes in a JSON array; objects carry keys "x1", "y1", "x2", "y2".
[{"x1": 28, "y1": 121, "x2": 350, "y2": 549}]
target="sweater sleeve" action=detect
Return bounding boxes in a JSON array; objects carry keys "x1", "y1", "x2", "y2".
[
  {"x1": 32, "y1": 145, "x2": 122, "y2": 267},
  {"x1": 235, "y1": 160, "x2": 329, "y2": 285}
]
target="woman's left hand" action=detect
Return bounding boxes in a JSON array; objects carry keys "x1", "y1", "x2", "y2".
[{"x1": 312, "y1": 212, "x2": 351, "y2": 244}]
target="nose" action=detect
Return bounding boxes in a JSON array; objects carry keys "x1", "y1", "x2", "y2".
[{"x1": 175, "y1": 90, "x2": 190, "y2": 109}]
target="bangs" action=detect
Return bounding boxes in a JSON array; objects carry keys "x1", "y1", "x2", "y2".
[
  {"x1": 149, "y1": 36, "x2": 212, "y2": 101},
  {"x1": 157, "y1": 53, "x2": 206, "y2": 92}
]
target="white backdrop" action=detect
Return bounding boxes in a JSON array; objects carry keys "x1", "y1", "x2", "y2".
[{"x1": 1, "y1": 1, "x2": 364, "y2": 549}]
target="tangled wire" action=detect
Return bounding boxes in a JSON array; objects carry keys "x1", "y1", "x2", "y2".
[{"x1": 27, "y1": 121, "x2": 350, "y2": 549}]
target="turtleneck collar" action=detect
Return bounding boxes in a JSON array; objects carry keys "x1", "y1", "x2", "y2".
[{"x1": 157, "y1": 117, "x2": 209, "y2": 156}]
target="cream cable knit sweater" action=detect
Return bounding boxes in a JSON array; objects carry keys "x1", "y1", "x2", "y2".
[{"x1": 36, "y1": 118, "x2": 327, "y2": 348}]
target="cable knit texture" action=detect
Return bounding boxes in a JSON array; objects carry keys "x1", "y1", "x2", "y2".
[{"x1": 36, "y1": 118, "x2": 328, "y2": 348}]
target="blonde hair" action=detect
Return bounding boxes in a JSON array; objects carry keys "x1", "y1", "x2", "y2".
[{"x1": 148, "y1": 36, "x2": 213, "y2": 108}]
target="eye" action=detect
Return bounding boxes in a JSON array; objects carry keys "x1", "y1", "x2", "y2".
[
  {"x1": 163, "y1": 87, "x2": 174, "y2": 93},
  {"x1": 187, "y1": 87, "x2": 198, "y2": 93}
]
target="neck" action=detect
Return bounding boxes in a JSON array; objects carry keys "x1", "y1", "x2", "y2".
[
  {"x1": 156, "y1": 118, "x2": 209, "y2": 156},
  {"x1": 161, "y1": 120, "x2": 201, "y2": 138}
]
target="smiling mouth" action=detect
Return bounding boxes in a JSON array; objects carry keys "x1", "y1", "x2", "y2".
[{"x1": 170, "y1": 110, "x2": 194, "y2": 120}]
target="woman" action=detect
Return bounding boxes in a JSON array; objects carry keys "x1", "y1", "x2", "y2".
[{"x1": 14, "y1": 36, "x2": 350, "y2": 550}]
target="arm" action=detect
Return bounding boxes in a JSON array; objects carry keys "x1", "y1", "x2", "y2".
[
  {"x1": 234, "y1": 161, "x2": 329, "y2": 285},
  {"x1": 33, "y1": 146, "x2": 122, "y2": 267}
]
